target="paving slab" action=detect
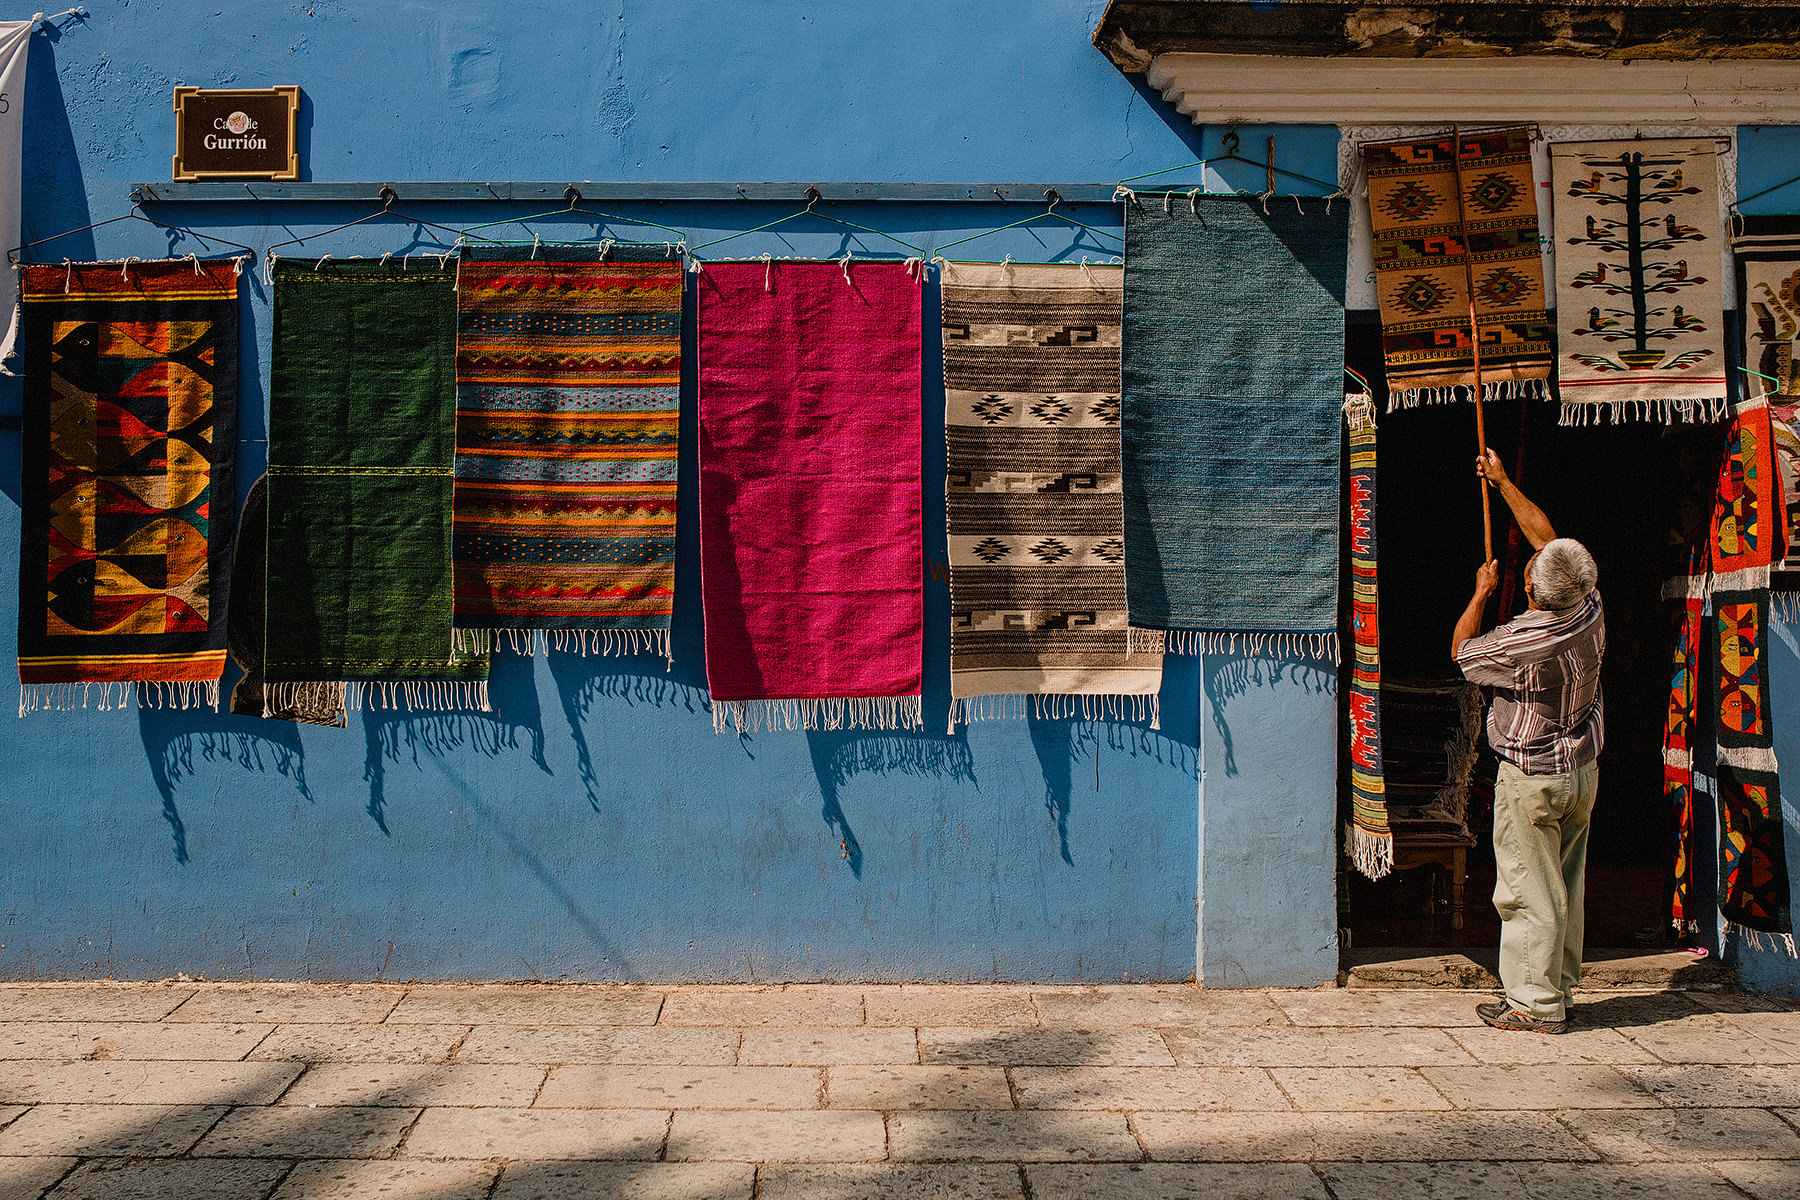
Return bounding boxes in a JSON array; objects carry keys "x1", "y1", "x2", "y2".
[
  {"x1": 665, "y1": 1109, "x2": 885, "y2": 1163},
  {"x1": 387, "y1": 986, "x2": 662, "y2": 1026},
  {"x1": 536, "y1": 1065, "x2": 821, "y2": 1110},
  {"x1": 455, "y1": 1025, "x2": 736, "y2": 1065},
  {"x1": 0, "y1": 1103, "x2": 225, "y2": 1157},
  {"x1": 0, "y1": 1022, "x2": 272, "y2": 1062},
  {"x1": 1694, "y1": 992, "x2": 1800, "y2": 1014},
  {"x1": 270, "y1": 1158, "x2": 499, "y2": 1200},
  {"x1": 1617, "y1": 1064, "x2": 1800, "y2": 1108},
  {"x1": 917, "y1": 1027, "x2": 1173, "y2": 1066},
  {"x1": 0, "y1": 986, "x2": 193, "y2": 1024},
  {"x1": 42, "y1": 1157, "x2": 290, "y2": 1200},
  {"x1": 1319, "y1": 1160, "x2": 1744, "y2": 1199},
  {"x1": 1419, "y1": 1064, "x2": 1658, "y2": 1109},
  {"x1": 248, "y1": 1023, "x2": 469, "y2": 1064},
  {"x1": 403, "y1": 1106, "x2": 668, "y2": 1160},
  {"x1": 1568, "y1": 992, "x2": 1708, "y2": 1028},
  {"x1": 1266, "y1": 1067, "x2": 1452, "y2": 1111},
  {"x1": 0, "y1": 1060, "x2": 302, "y2": 1105},
  {"x1": 1557, "y1": 1106, "x2": 1800, "y2": 1161},
  {"x1": 1028, "y1": 1162, "x2": 1330, "y2": 1200},
  {"x1": 193, "y1": 1103, "x2": 419, "y2": 1157},
  {"x1": 1032, "y1": 987, "x2": 1289, "y2": 1028},
  {"x1": 0, "y1": 1157, "x2": 73, "y2": 1200},
  {"x1": 1161, "y1": 1025, "x2": 1477, "y2": 1068},
  {"x1": 1718, "y1": 1012, "x2": 1800, "y2": 1061},
  {"x1": 739, "y1": 1027, "x2": 918, "y2": 1066},
  {"x1": 167, "y1": 985, "x2": 401, "y2": 1024},
  {"x1": 862, "y1": 986, "x2": 1038, "y2": 1028},
  {"x1": 492, "y1": 1161, "x2": 753, "y2": 1200},
  {"x1": 1270, "y1": 990, "x2": 1487, "y2": 1027},
  {"x1": 656, "y1": 986, "x2": 864, "y2": 1028},
  {"x1": 1132, "y1": 1110, "x2": 1598, "y2": 1162},
  {"x1": 0, "y1": 1113, "x2": 18, "y2": 1134},
  {"x1": 278, "y1": 1062, "x2": 546, "y2": 1107},
  {"x1": 825, "y1": 1065, "x2": 1011, "y2": 1111},
  {"x1": 1623, "y1": 1015, "x2": 1800, "y2": 1064},
  {"x1": 887, "y1": 1110, "x2": 1139, "y2": 1161},
  {"x1": 760, "y1": 1163, "x2": 1025, "y2": 1198},
  {"x1": 1445, "y1": 1025, "x2": 1661, "y2": 1065},
  {"x1": 1714, "y1": 1158, "x2": 1800, "y2": 1200},
  {"x1": 1011, "y1": 1066, "x2": 1289, "y2": 1112}
]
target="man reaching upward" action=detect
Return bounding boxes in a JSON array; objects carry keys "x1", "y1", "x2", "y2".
[{"x1": 1452, "y1": 449, "x2": 1604, "y2": 1035}]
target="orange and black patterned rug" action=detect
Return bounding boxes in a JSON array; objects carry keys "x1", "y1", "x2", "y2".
[{"x1": 16, "y1": 258, "x2": 239, "y2": 715}]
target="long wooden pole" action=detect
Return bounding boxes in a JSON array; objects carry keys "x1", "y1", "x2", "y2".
[{"x1": 1448, "y1": 123, "x2": 1495, "y2": 562}]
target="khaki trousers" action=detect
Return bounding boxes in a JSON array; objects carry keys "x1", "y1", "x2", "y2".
[{"x1": 1492, "y1": 758, "x2": 1598, "y2": 1021}]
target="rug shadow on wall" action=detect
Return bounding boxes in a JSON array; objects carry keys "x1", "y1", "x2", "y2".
[
  {"x1": 804, "y1": 729, "x2": 979, "y2": 879},
  {"x1": 546, "y1": 646, "x2": 711, "y2": 812},
  {"x1": 137, "y1": 696, "x2": 312, "y2": 865},
  {"x1": 362, "y1": 647, "x2": 548, "y2": 834},
  {"x1": 1203, "y1": 646, "x2": 1337, "y2": 779}
]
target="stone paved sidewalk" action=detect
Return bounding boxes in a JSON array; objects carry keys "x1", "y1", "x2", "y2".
[{"x1": 0, "y1": 982, "x2": 1795, "y2": 1198}]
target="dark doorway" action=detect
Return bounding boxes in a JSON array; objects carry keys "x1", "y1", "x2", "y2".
[{"x1": 1341, "y1": 315, "x2": 1693, "y2": 951}]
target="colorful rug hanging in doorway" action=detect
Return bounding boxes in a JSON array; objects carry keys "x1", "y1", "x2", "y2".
[
  {"x1": 264, "y1": 259, "x2": 488, "y2": 712},
  {"x1": 16, "y1": 258, "x2": 240, "y2": 715},
  {"x1": 696, "y1": 260, "x2": 923, "y2": 733},
  {"x1": 1361, "y1": 126, "x2": 1552, "y2": 408},
  {"x1": 939, "y1": 260, "x2": 1162, "y2": 729},
  {"x1": 1120, "y1": 194, "x2": 1347, "y2": 658},
  {"x1": 1662, "y1": 596, "x2": 1703, "y2": 933},
  {"x1": 1713, "y1": 589, "x2": 1794, "y2": 950},
  {"x1": 1733, "y1": 214, "x2": 1800, "y2": 578},
  {"x1": 1551, "y1": 139, "x2": 1728, "y2": 425},
  {"x1": 1343, "y1": 394, "x2": 1390, "y2": 879},
  {"x1": 452, "y1": 245, "x2": 683, "y2": 658}
]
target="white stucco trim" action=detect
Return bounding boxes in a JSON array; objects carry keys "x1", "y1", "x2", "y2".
[{"x1": 1146, "y1": 53, "x2": 1800, "y2": 127}]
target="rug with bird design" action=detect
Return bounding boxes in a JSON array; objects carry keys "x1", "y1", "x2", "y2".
[{"x1": 1552, "y1": 138, "x2": 1727, "y2": 425}]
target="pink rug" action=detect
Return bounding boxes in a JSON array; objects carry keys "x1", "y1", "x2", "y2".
[{"x1": 697, "y1": 260, "x2": 923, "y2": 732}]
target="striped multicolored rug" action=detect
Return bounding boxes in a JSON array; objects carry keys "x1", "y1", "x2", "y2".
[
  {"x1": 1344, "y1": 394, "x2": 1389, "y2": 879},
  {"x1": 939, "y1": 260, "x2": 1161, "y2": 729},
  {"x1": 453, "y1": 246, "x2": 683, "y2": 657},
  {"x1": 16, "y1": 259, "x2": 240, "y2": 715}
]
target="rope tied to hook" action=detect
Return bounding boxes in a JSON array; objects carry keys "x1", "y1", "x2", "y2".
[
  {"x1": 117, "y1": 255, "x2": 140, "y2": 281},
  {"x1": 761, "y1": 252, "x2": 773, "y2": 292},
  {"x1": 839, "y1": 249, "x2": 854, "y2": 286}
]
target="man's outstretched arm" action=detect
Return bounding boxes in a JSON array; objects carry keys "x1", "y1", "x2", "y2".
[
  {"x1": 1453, "y1": 559, "x2": 1500, "y2": 660},
  {"x1": 1476, "y1": 448, "x2": 1556, "y2": 549}
]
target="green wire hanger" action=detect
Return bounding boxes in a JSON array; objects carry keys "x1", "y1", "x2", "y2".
[
  {"x1": 933, "y1": 189, "x2": 1123, "y2": 258},
  {"x1": 1118, "y1": 130, "x2": 1341, "y2": 196},
  {"x1": 688, "y1": 188, "x2": 929, "y2": 258},
  {"x1": 461, "y1": 186, "x2": 691, "y2": 247}
]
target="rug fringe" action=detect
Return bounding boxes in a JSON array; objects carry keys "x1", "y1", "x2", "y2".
[
  {"x1": 1725, "y1": 921, "x2": 1799, "y2": 958},
  {"x1": 1387, "y1": 377, "x2": 1549, "y2": 412},
  {"x1": 16, "y1": 679, "x2": 221, "y2": 717},
  {"x1": 1185, "y1": 631, "x2": 1340, "y2": 662},
  {"x1": 947, "y1": 692, "x2": 1161, "y2": 733},
  {"x1": 714, "y1": 695, "x2": 925, "y2": 735},
  {"x1": 1773, "y1": 592, "x2": 1800, "y2": 623},
  {"x1": 267, "y1": 680, "x2": 490, "y2": 714},
  {"x1": 454, "y1": 627, "x2": 672, "y2": 660},
  {"x1": 1342, "y1": 393, "x2": 1378, "y2": 430},
  {"x1": 1128, "y1": 627, "x2": 1167, "y2": 655},
  {"x1": 261, "y1": 681, "x2": 348, "y2": 720},
  {"x1": 1559, "y1": 396, "x2": 1730, "y2": 427},
  {"x1": 1346, "y1": 823, "x2": 1393, "y2": 882}
]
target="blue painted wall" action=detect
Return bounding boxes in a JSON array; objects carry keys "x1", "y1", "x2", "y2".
[{"x1": 0, "y1": 0, "x2": 1345, "y2": 982}]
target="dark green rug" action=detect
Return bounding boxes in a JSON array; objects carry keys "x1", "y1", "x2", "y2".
[{"x1": 264, "y1": 259, "x2": 487, "y2": 710}]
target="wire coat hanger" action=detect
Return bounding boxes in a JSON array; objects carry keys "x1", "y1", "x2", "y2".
[
  {"x1": 461, "y1": 186, "x2": 690, "y2": 247},
  {"x1": 8, "y1": 203, "x2": 257, "y2": 265},
  {"x1": 263, "y1": 186, "x2": 491, "y2": 257},
  {"x1": 688, "y1": 188, "x2": 928, "y2": 258},
  {"x1": 933, "y1": 189, "x2": 1123, "y2": 258},
  {"x1": 1119, "y1": 130, "x2": 1341, "y2": 196}
]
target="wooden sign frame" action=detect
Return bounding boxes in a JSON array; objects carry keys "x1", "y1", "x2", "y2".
[{"x1": 172, "y1": 86, "x2": 300, "y2": 181}]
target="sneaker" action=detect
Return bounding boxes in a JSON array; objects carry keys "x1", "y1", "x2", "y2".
[{"x1": 1476, "y1": 1000, "x2": 1567, "y2": 1034}]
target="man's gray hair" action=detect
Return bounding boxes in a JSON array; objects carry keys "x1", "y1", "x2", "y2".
[{"x1": 1530, "y1": 538, "x2": 1598, "y2": 610}]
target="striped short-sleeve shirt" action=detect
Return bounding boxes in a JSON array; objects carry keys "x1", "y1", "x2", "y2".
[{"x1": 1455, "y1": 589, "x2": 1605, "y2": 776}]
